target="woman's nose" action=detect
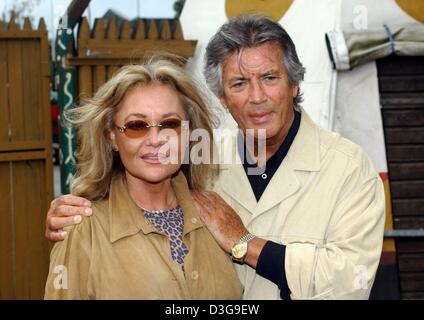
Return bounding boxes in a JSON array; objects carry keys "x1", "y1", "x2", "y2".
[{"x1": 145, "y1": 127, "x2": 165, "y2": 146}]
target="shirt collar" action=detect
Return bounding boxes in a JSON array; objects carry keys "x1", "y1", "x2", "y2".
[{"x1": 109, "y1": 171, "x2": 204, "y2": 243}]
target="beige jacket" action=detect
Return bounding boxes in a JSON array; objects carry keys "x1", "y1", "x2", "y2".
[
  {"x1": 44, "y1": 172, "x2": 243, "y2": 300},
  {"x1": 213, "y1": 108, "x2": 386, "y2": 300}
]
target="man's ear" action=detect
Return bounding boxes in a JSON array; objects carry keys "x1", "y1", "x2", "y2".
[
  {"x1": 292, "y1": 85, "x2": 299, "y2": 99},
  {"x1": 110, "y1": 131, "x2": 118, "y2": 151}
]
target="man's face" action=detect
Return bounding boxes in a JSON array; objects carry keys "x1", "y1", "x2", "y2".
[{"x1": 220, "y1": 42, "x2": 298, "y2": 142}]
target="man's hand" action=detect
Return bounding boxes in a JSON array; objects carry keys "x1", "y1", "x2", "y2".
[
  {"x1": 191, "y1": 191, "x2": 248, "y2": 253},
  {"x1": 45, "y1": 195, "x2": 92, "y2": 242}
]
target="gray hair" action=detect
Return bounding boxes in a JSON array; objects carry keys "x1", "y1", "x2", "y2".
[{"x1": 204, "y1": 14, "x2": 306, "y2": 106}]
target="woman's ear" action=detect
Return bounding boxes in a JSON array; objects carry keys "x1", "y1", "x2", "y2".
[
  {"x1": 220, "y1": 96, "x2": 228, "y2": 111},
  {"x1": 110, "y1": 131, "x2": 118, "y2": 152}
]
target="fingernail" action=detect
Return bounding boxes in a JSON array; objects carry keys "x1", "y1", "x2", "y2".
[
  {"x1": 74, "y1": 215, "x2": 82, "y2": 223},
  {"x1": 84, "y1": 201, "x2": 91, "y2": 207},
  {"x1": 84, "y1": 208, "x2": 92, "y2": 216},
  {"x1": 61, "y1": 231, "x2": 67, "y2": 238}
]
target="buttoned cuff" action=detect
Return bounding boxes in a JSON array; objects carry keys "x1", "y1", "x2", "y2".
[{"x1": 256, "y1": 240, "x2": 291, "y2": 300}]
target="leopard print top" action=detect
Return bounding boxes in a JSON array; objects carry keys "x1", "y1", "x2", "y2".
[{"x1": 141, "y1": 205, "x2": 189, "y2": 272}]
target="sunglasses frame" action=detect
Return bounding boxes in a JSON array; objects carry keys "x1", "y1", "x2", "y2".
[{"x1": 114, "y1": 118, "x2": 188, "y2": 138}]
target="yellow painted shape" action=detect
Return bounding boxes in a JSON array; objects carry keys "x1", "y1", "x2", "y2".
[
  {"x1": 383, "y1": 179, "x2": 396, "y2": 252},
  {"x1": 396, "y1": 0, "x2": 424, "y2": 24},
  {"x1": 225, "y1": 0, "x2": 294, "y2": 21}
]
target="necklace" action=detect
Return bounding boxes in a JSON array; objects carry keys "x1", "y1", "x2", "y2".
[{"x1": 140, "y1": 204, "x2": 180, "y2": 214}]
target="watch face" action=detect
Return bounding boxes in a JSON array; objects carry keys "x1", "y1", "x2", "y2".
[{"x1": 232, "y1": 242, "x2": 248, "y2": 259}]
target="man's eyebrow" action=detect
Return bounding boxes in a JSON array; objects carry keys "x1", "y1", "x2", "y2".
[
  {"x1": 228, "y1": 76, "x2": 247, "y2": 82},
  {"x1": 262, "y1": 70, "x2": 280, "y2": 76}
]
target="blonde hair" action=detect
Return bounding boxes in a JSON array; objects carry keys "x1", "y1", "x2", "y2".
[{"x1": 68, "y1": 55, "x2": 218, "y2": 200}]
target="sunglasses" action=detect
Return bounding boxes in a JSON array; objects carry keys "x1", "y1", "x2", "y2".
[{"x1": 115, "y1": 118, "x2": 186, "y2": 139}]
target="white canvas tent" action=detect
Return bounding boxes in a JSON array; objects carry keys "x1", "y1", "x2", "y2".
[{"x1": 180, "y1": 0, "x2": 423, "y2": 174}]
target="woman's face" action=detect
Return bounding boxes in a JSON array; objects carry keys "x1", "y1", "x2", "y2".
[{"x1": 110, "y1": 83, "x2": 188, "y2": 185}]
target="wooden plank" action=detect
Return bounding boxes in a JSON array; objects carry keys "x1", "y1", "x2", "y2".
[
  {"x1": 12, "y1": 161, "x2": 29, "y2": 299},
  {"x1": 386, "y1": 145, "x2": 424, "y2": 162},
  {"x1": 396, "y1": 239, "x2": 424, "y2": 254},
  {"x1": 24, "y1": 160, "x2": 50, "y2": 298},
  {"x1": 134, "y1": 20, "x2": 146, "y2": 40},
  {"x1": 120, "y1": 20, "x2": 132, "y2": 40},
  {"x1": 162, "y1": 20, "x2": 172, "y2": 40},
  {"x1": 107, "y1": 65, "x2": 119, "y2": 79},
  {"x1": 7, "y1": 18, "x2": 20, "y2": 32},
  {"x1": 0, "y1": 39, "x2": 9, "y2": 145},
  {"x1": 147, "y1": 19, "x2": 159, "y2": 39},
  {"x1": 389, "y1": 163, "x2": 424, "y2": 180},
  {"x1": 382, "y1": 109, "x2": 424, "y2": 127},
  {"x1": 78, "y1": 65, "x2": 93, "y2": 100},
  {"x1": 0, "y1": 32, "x2": 45, "y2": 39},
  {"x1": 394, "y1": 216, "x2": 424, "y2": 229},
  {"x1": 377, "y1": 56, "x2": 424, "y2": 76},
  {"x1": 385, "y1": 128, "x2": 424, "y2": 144},
  {"x1": 22, "y1": 39, "x2": 42, "y2": 142},
  {"x1": 402, "y1": 291, "x2": 424, "y2": 299},
  {"x1": 39, "y1": 30, "x2": 52, "y2": 152},
  {"x1": 106, "y1": 17, "x2": 118, "y2": 40},
  {"x1": 23, "y1": 18, "x2": 32, "y2": 31},
  {"x1": 380, "y1": 93, "x2": 424, "y2": 105},
  {"x1": 0, "y1": 162, "x2": 14, "y2": 299},
  {"x1": 398, "y1": 253, "x2": 424, "y2": 272},
  {"x1": 69, "y1": 57, "x2": 147, "y2": 66},
  {"x1": 381, "y1": 104, "x2": 424, "y2": 110},
  {"x1": 77, "y1": 17, "x2": 90, "y2": 54},
  {"x1": 7, "y1": 39, "x2": 24, "y2": 142},
  {"x1": 0, "y1": 150, "x2": 47, "y2": 162},
  {"x1": 174, "y1": 20, "x2": 184, "y2": 40},
  {"x1": 399, "y1": 272, "x2": 424, "y2": 292},
  {"x1": 379, "y1": 75, "x2": 424, "y2": 92},
  {"x1": 93, "y1": 65, "x2": 106, "y2": 92},
  {"x1": 78, "y1": 18, "x2": 106, "y2": 57},
  {"x1": 392, "y1": 199, "x2": 424, "y2": 216},
  {"x1": 0, "y1": 141, "x2": 47, "y2": 152},
  {"x1": 390, "y1": 180, "x2": 424, "y2": 198},
  {"x1": 83, "y1": 39, "x2": 197, "y2": 58}
]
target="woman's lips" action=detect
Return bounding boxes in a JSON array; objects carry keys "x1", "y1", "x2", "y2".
[{"x1": 141, "y1": 153, "x2": 168, "y2": 164}]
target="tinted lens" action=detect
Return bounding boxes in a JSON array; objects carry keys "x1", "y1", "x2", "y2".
[
  {"x1": 124, "y1": 120, "x2": 149, "y2": 138},
  {"x1": 160, "y1": 119, "x2": 182, "y2": 130}
]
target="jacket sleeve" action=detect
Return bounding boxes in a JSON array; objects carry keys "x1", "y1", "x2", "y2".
[
  {"x1": 285, "y1": 154, "x2": 386, "y2": 299},
  {"x1": 44, "y1": 220, "x2": 92, "y2": 300}
]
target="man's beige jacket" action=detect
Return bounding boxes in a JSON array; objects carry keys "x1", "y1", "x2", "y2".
[{"x1": 214, "y1": 108, "x2": 386, "y2": 300}]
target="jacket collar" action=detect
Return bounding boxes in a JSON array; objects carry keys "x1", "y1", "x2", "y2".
[
  {"x1": 220, "y1": 107, "x2": 321, "y2": 215},
  {"x1": 109, "y1": 171, "x2": 204, "y2": 243}
]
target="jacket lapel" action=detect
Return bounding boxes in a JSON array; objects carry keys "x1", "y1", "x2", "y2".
[
  {"x1": 219, "y1": 108, "x2": 322, "y2": 219},
  {"x1": 219, "y1": 134, "x2": 258, "y2": 214}
]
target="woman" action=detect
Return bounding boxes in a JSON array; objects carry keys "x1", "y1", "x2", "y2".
[{"x1": 44, "y1": 56, "x2": 243, "y2": 299}]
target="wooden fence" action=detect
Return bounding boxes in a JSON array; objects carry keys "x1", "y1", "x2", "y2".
[
  {"x1": 70, "y1": 17, "x2": 197, "y2": 98},
  {"x1": 378, "y1": 55, "x2": 424, "y2": 299},
  {"x1": 0, "y1": 18, "x2": 53, "y2": 299}
]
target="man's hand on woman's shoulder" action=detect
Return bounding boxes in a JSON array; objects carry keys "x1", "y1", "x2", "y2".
[{"x1": 45, "y1": 194, "x2": 92, "y2": 242}]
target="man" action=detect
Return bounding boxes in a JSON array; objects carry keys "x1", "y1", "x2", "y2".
[{"x1": 46, "y1": 14, "x2": 385, "y2": 299}]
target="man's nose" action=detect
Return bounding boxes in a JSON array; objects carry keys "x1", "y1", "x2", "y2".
[{"x1": 249, "y1": 80, "x2": 266, "y2": 104}]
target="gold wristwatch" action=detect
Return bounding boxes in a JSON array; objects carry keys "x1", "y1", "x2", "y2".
[{"x1": 231, "y1": 233, "x2": 256, "y2": 263}]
